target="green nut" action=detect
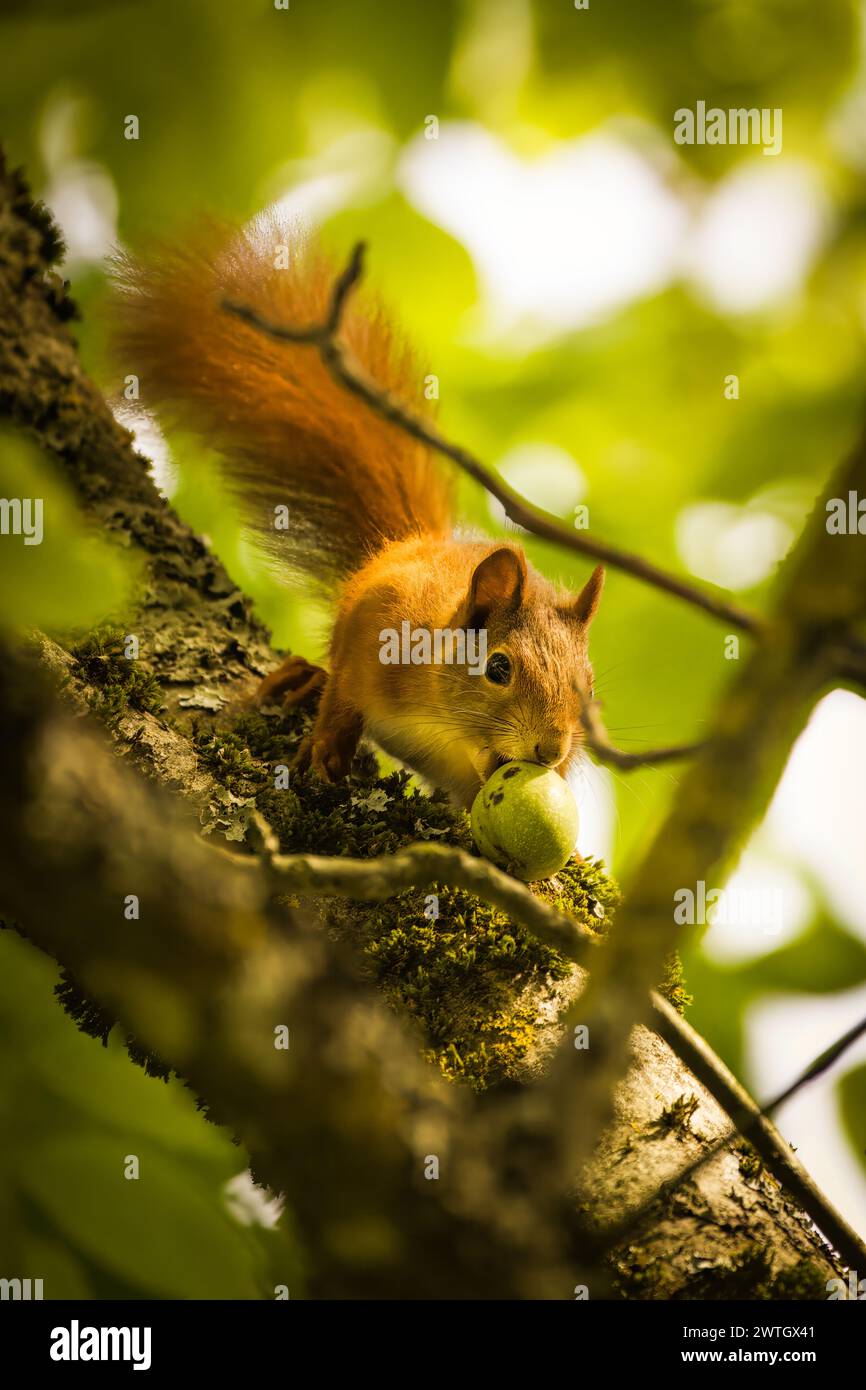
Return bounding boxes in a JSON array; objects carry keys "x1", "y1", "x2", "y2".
[{"x1": 470, "y1": 760, "x2": 580, "y2": 881}]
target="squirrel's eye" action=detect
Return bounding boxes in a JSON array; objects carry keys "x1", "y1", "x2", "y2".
[{"x1": 484, "y1": 652, "x2": 512, "y2": 686}]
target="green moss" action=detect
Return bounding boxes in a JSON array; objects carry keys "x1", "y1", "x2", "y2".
[
  {"x1": 678, "y1": 1246, "x2": 775, "y2": 1300},
  {"x1": 659, "y1": 951, "x2": 692, "y2": 1013},
  {"x1": 56, "y1": 675, "x2": 618, "y2": 1090},
  {"x1": 363, "y1": 890, "x2": 562, "y2": 1088},
  {"x1": 613, "y1": 1241, "x2": 830, "y2": 1302},
  {"x1": 194, "y1": 720, "x2": 261, "y2": 782},
  {"x1": 678, "y1": 1250, "x2": 830, "y2": 1301},
  {"x1": 20, "y1": 181, "x2": 68, "y2": 266},
  {"x1": 192, "y1": 701, "x2": 619, "y2": 1088},
  {"x1": 736, "y1": 1140, "x2": 764, "y2": 1181},
  {"x1": 72, "y1": 627, "x2": 164, "y2": 730},
  {"x1": 767, "y1": 1261, "x2": 830, "y2": 1300},
  {"x1": 657, "y1": 1092, "x2": 700, "y2": 1139}
]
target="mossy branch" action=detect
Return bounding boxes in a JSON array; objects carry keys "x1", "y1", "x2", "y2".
[
  {"x1": 0, "y1": 645, "x2": 579, "y2": 1297},
  {"x1": 648, "y1": 994, "x2": 866, "y2": 1271},
  {"x1": 242, "y1": 813, "x2": 596, "y2": 963}
]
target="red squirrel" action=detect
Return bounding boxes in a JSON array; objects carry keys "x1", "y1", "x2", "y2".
[{"x1": 110, "y1": 215, "x2": 603, "y2": 811}]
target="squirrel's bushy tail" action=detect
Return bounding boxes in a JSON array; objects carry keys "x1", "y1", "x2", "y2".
[{"x1": 109, "y1": 215, "x2": 452, "y2": 587}]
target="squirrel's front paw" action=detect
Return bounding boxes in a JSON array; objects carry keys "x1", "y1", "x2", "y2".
[
  {"x1": 291, "y1": 736, "x2": 313, "y2": 774},
  {"x1": 309, "y1": 737, "x2": 353, "y2": 783},
  {"x1": 257, "y1": 654, "x2": 327, "y2": 709},
  {"x1": 291, "y1": 728, "x2": 353, "y2": 783},
  {"x1": 291, "y1": 733, "x2": 352, "y2": 783}
]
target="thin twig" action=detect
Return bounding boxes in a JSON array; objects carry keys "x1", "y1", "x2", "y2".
[
  {"x1": 581, "y1": 699, "x2": 703, "y2": 770},
  {"x1": 223, "y1": 243, "x2": 763, "y2": 636},
  {"x1": 595, "y1": 996, "x2": 866, "y2": 1273},
  {"x1": 242, "y1": 816, "x2": 597, "y2": 964}
]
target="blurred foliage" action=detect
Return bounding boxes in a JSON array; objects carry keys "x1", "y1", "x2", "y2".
[
  {"x1": 0, "y1": 931, "x2": 300, "y2": 1297},
  {"x1": 2, "y1": 0, "x2": 866, "y2": 1289},
  {"x1": 533, "y1": 0, "x2": 857, "y2": 160},
  {"x1": 685, "y1": 912, "x2": 866, "y2": 1080},
  {"x1": 0, "y1": 429, "x2": 135, "y2": 634},
  {"x1": 839, "y1": 1064, "x2": 866, "y2": 1178}
]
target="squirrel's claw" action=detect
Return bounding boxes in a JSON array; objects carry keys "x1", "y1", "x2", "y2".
[
  {"x1": 291, "y1": 735, "x2": 313, "y2": 774},
  {"x1": 291, "y1": 732, "x2": 354, "y2": 783},
  {"x1": 309, "y1": 737, "x2": 353, "y2": 783}
]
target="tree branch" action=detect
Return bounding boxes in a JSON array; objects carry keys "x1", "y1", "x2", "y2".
[
  {"x1": 242, "y1": 814, "x2": 597, "y2": 963},
  {"x1": 2, "y1": 641, "x2": 851, "y2": 1295},
  {"x1": 545, "y1": 418, "x2": 866, "y2": 1182},
  {"x1": 0, "y1": 644, "x2": 582, "y2": 1298},
  {"x1": 590, "y1": 997, "x2": 866, "y2": 1271},
  {"x1": 648, "y1": 994, "x2": 866, "y2": 1272},
  {"x1": 580, "y1": 699, "x2": 703, "y2": 770}
]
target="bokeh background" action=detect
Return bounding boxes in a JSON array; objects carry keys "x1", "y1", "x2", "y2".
[{"x1": 2, "y1": 0, "x2": 866, "y2": 1295}]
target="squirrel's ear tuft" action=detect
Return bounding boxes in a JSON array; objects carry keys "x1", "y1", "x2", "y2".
[
  {"x1": 572, "y1": 564, "x2": 604, "y2": 626},
  {"x1": 468, "y1": 547, "x2": 527, "y2": 622}
]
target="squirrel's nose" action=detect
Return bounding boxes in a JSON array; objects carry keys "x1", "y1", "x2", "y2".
[{"x1": 534, "y1": 739, "x2": 566, "y2": 768}]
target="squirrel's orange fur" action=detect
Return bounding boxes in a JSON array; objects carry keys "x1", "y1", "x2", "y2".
[
  {"x1": 110, "y1": 214, "x2": 451, "y2": 587},
  {"x1": 110, "y1": 218, "x2": 603, "y2": 812}
]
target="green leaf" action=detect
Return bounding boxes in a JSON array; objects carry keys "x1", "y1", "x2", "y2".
[
  {"x1": 684, "y1": 916, "x2": 866, "y2": 1082},
  {"x1": 0, "y1": 429, "x2": 135, "y2": 634},
  {"x1": 17, "y1": 1135, "x2": 265, "y2": 1299},
  {"x1": 20, "y1": 1233, "x2": 93, "y2": 1301},
  {"x1": 837, "y1": 1063, "x2": 866, "y2": 1179},
  {"x1": 0, "y1": 934, "x2": 225, "y2": 1160},
  {"x1": 746, "y1": 917, "x2": 866, "y2": 996}
]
